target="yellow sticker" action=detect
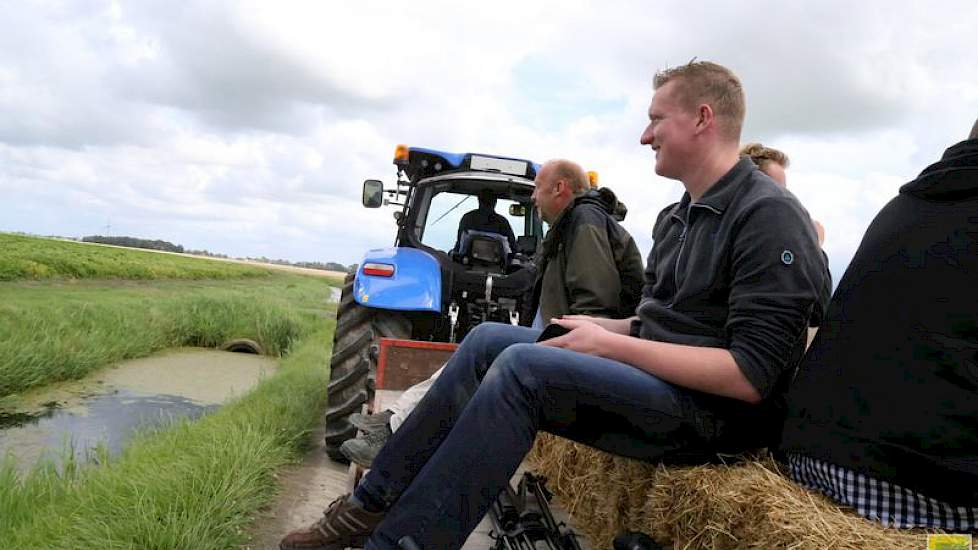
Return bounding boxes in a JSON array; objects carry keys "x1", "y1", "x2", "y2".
[
  {"x1": 928, "y1": 534, "x2": 972, "y2": 550},
  {"x1": 362, "y1": 294, "x2": 369, "y2": 303}
]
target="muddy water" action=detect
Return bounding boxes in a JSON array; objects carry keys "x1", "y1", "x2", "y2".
[
  {"x1": 330, "y1": 286, "x2": 341, "y2": 303},
  {"x1": 0, "y1": 348, "x2": 276, "y2": 469}
]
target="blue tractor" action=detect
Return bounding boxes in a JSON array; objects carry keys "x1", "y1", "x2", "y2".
[{"x1": 323, "y1": 145, "x2": 545, "y2": 460}]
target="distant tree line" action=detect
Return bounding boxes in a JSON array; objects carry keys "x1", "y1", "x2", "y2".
[
  {"x1": 185, "y1": 248, "x2": 230, "y2": 259},
  {"x1": 83, "y1": 235, "x2": 184, "y2": 253},
  {"x1": 240, "y1": 257, "x2": 354, "y2": 273},
  {"x1": 81, "y1": 234, "x2": 354, "y2": 273},
  {"x1": 298, "y1": 260, "x2": 354, "y2": 272}
]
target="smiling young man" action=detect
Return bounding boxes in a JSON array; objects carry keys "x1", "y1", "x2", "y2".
[{"x1": 280, "y1": 61, "x2": 829, "y2": 550}]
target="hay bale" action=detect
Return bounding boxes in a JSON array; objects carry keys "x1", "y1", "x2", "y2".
[{"x1": 528, "y1": 434, "x2": 939, "y2": 549}]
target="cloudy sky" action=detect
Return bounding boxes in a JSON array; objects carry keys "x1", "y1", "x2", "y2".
[{"x1": 2, "y1": 1, "x2": 977, "y2": 278}]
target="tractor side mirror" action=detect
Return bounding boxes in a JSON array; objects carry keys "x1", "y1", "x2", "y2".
[
  {"x1": 363, "y1": 179, "x2": 384, "y2": 208},
  {"x1": 508, "y1": 204, "x2": 527, "y2": 216}
]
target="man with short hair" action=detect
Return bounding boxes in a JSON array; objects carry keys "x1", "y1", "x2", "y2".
[
  {"x1": 779, "y1": 122, "x2": 978, "y2": 531},
  {"x1": 281, "y1": 60, "x2": 829, "y2": 550},
  {"x1": 340, "y1": 158, "x2": 644, "y2": 466},
  {"x1": 740, "y1": 142, "x2": 789, "y2": 185}
]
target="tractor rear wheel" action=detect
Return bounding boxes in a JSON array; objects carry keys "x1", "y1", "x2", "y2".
[{"x1": 323, "y1": 271, "x2": 411, "y2": 461}]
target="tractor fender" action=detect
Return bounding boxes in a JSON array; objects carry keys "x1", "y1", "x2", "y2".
[{"x1": 353, "y1": 247, "x2": 442, "y2": 313}]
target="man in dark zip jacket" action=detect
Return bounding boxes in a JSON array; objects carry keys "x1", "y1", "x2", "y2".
[{"x1": 780, "y1": 123, "x2": 978, "y2": 531}]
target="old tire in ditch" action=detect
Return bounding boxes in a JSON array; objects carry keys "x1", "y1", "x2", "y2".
[{"x1": 323, "y1": 270, "x2": 411, "y2": 462}]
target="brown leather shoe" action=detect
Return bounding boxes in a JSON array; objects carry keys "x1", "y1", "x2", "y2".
[{"x1": 279, "y1": 493, "x2": 385, "y2": 549}]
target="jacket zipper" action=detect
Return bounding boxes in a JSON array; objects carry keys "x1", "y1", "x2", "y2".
[
  {"x1": 671, "y1": 203, "x2": 722, "y2": 305},
  {"x1": 666, "y1": 212, "x2": 687, "y2": 309},
  {"x1": 674, "y1": 223, "x2": 688, "y2": 296}
]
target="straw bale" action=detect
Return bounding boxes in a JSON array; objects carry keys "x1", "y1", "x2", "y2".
[{"x1": 527, "y1": 434, "x2": 940, "y2": 549}]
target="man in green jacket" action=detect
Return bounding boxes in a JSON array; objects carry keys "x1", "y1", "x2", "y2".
[
  {"x1": 340, "y1": 158, "x2": 645, "y2": 467},
  {"x1": 531, "y1": 158, "x2": 644, "y2": 324}
]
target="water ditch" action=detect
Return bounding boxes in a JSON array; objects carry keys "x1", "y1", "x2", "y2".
[{"x1": 0, "y1": 348, "x2": 277, "y2": 470}]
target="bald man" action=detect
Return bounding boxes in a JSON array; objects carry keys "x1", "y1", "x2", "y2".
[{"x1": 530, "y1": 159, "x2": 644, "y2": 324}]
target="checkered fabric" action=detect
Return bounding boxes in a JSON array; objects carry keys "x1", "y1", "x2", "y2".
[{"x1": 787, "y1": 453, "x2": 978, "y2": 532}]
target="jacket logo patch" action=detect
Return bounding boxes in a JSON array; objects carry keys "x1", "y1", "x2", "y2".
[{"x1": 781, "y1": 250, "x2": 794, "y2": 265}]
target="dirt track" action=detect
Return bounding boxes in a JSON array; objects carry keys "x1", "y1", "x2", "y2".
[
  {"x1": 241, "y1": 425, "x2": 584, "y2": 549},
  {"x1": 243, "y1": 424, "x2": 351, "y2": 549}
]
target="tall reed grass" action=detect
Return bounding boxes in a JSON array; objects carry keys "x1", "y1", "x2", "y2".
[
  {"x1": 0, "y1": 275, "x2": 332, "y2": 398},
  {"x1": 0, "y1": 324, "x2": 333, "y2": 549}
]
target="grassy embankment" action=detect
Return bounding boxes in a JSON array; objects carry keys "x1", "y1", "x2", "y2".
[
  {"x1": 0, "y1": 278, "x2": 320, "y2": 399},
  {"x1": 0, "y1": 232, "x2": 314, "y2": 398},
  {"x1": 0, "y1": 233, "x2": 341, "y2": 548}
]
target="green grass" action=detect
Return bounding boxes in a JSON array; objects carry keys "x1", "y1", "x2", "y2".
[
  {"x1": 0, "y1": 233, "x2": 273, "y2": 281},
  {"x1": 0, "y1": 231, "x2": 344, "y2": 547},
  {"x1": 0, "y1": 274, "x2": 335, "y2": 398},
  {"x1": 0, "y1": 323, "x2": 334, "y2": 549}
]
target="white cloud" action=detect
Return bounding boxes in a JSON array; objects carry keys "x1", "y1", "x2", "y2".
[{"x1": 1, "y1": 0, "x2": 977, "y2": 271}]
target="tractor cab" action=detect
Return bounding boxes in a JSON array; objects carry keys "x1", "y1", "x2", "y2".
[
  {"x1": 366, "y1": 147, "x2": 544, "y2": 264},
  {"x1": 357, "y1": 146, "x2": 544, "y2": 343}
]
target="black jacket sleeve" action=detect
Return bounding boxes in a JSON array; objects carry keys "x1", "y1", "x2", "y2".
[{"x1": 725, "y1": 197, "x2": 824, "y2": 399}]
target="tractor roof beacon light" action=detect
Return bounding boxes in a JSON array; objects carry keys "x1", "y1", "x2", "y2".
[
  {"x1": 587, "y1": 171, "x2": 599, "y2": 189},
  {"x1": 394, "y1": 144, "x2": 410, "y2": 167}
]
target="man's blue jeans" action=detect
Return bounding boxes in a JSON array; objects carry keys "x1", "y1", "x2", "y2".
[{"x1": 356, "y1": 322, "x2": 765, "y2": 549}]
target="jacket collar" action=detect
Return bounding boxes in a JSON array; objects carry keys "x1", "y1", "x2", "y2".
[
  {"x1": 670, "y1": 157, "x2": 755, "y2": 222},
  {"x1": 540, "y1": 202, "x2": 572, "y2": 258},
  {"x1": 540, "y1": 190, "x2": 612, "y2": 257}
]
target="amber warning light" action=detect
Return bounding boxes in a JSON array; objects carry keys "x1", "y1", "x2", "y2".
[{"x1": 394, "y1": 144, "x2": 410, "y2": 164}]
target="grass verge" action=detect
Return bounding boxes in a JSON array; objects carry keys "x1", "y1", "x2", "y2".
[
  {"x1": 0, "y1": 233, "x2": 272, "y2": 281},
  {"x1": 0, "y1": 274, "x2": 335, "y2": 398},
  {"x1": 0, "y1": 322, "x2": 333, "y2": 549}
]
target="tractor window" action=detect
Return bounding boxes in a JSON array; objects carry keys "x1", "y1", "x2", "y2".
[{"x1": 421, "y1": 191, "x2": 528, "y2": 253}]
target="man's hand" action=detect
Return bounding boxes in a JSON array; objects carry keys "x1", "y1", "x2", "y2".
[
  {"x1": 538, "y1": 318, "x2": 614, "y2": 357},
  {"x1": 559, "y1": 315, "x2": 634, "y2": 335},
  {"x1": 542, "y1": 317, "x2": 762, "y2": 402}
]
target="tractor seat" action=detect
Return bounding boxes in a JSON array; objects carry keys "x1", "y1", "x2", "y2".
[{"x1": 455, "y1": 230, "x2": 511, "y2": 272}]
